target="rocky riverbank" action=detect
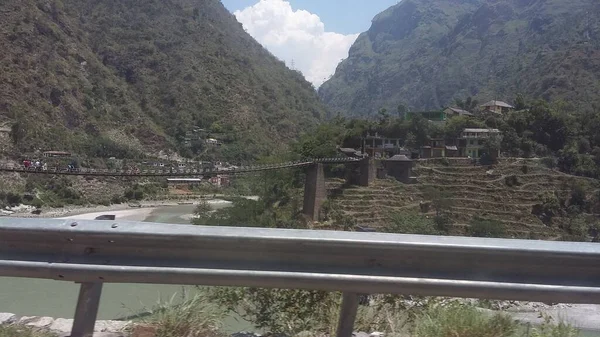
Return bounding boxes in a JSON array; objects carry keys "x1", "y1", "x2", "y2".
[
  {"x1": 0, "y1": 313, "x2": 386, "y2": 337},
  {"x1": 0, "y1": 313, "x2": 130, "y2": 337}
]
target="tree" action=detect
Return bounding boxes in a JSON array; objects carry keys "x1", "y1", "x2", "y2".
[
  {"x1": 10, "y1": 121, "x2": 26, "y2": 145},
  {"x1": 194, "y1": 200, "x2": 212, "y2": 217},
  {"x1": 422, "y1": 186, "x2": 453, "y2": 218},
  {"x1": 397, "y1": 103, "x2": 408, "y2": 119},
  {"x1": 513, "y1": 93, "x2": 527, "y2": 111},
  {"x1": 481, "y1": 134, "x2": 502, "y2": 164},
  {"x1": 455, "y1": 96, "x2": 478, "y2": 112},
  {"x1": 377, "y1": 108, "x2": 390, "y2": 127}
]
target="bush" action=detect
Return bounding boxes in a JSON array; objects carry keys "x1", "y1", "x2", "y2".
[
  {"x1": 142, "y1": 291, "x2": 225, "y2": 337},
  {"x1": 532, "y1": 192, "x2": 562, "y2": 224},
  {"x1": 468, "y1": 217, "x2": 507, "y2": 238},
  {"x1": 561, "y1": 215, "x2": 592, "y2": 241},
  {"x1": 569, "y1": 182, "x2": 587, "y2": 211},
  {"x1": 529, "y1": 314, "x2": 579, "y2": 337},
  {"x1": 111, "y1": 194, "x2": 125, "y2": 204},
  {"x1": 124, "y1": 188, "x2": 145, "y2": 200},
  {"x1": 98, "y1": 199, "x2": 111, "y2": 206},
  {"x1": 5, "y1": 192, "x2": 23, "y2": 206},
  {"x1": 28, "y1": 198, "x2": 44, "y2": 209},
  {"x1": 541, "y1": 157, "x2": 558, "y2": 170},
  {"x1": 504, "y1": 175, "x2": 520, "y2": 187},
  {"x1": 386, "y1": 212, "x2": 441, "y2": 235},
  {"x1": 433, "y1": 214, "x2": 452, "y2": 233},
  {"x1": 205, "y1": 287, "x2": 339, "y2": 335},
  {"x1": 413, "y1": 304, "x2": 516, "y2": 337}
]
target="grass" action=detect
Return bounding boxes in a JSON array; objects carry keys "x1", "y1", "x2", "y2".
[
  {"x1": 139, "y1": 290, "x2": 226, "y2": 337},
  {"x1": 413, "y1": 304, "x2": 517, "y2": 337},
  {"x1": 0, "y1": 325, "x2": 56, "y2": 337}
]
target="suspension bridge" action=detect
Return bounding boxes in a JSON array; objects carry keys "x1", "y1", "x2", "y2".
[
  {"x1": 0, "y1": 157, "x2": 373, "y2": 220},
  {"x1": 0, "y1": 157, "x2": 361, "y2": 177}
]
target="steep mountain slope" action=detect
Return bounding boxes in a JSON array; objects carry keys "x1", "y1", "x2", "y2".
[
  {"x1": 0, "y1": 0, "x2": 325, "y2": 160},
  {"x1": 319, "y1": 0, "x2": 600, "y2": 116}
]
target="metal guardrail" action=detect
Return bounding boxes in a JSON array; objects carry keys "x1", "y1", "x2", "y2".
[{"x1": 2, "y1": 218, "x2": 600, "y2": 337}]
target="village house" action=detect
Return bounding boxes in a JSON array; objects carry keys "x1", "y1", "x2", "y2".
[
  {"x1": 420, "y1": 139, "x2": 459, "y2": 158},
  {"x1": 42, "y1": 151, "x2": 72, "y2": 158},
  {"x1": 209, "y1": 174, "x2": 230, "y2": 187},
  {"x1": 459, "y1": 128, "x2": 501, "y2": 158},
  {"x1": 205, "y1": 138, "x2": 220, "y2": 146},
  {"x1": 362, "y1": 132, "x2": 406, "y2": 158},
  {"x1": 382, "y1": 154, "x2": 414, "y2": 183},
  {"x1": 480, "y1": 100, "x2": 514, "y2": 114},
  {"x1": 443, "y1": 107, "x2": 473, "y2": 119},
  {"x1": 166, "y1": 178, "x2": 202, "y2": 191}
]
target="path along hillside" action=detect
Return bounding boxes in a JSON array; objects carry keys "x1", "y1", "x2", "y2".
[{"x1": 322, "y1": 158, "x2": 600, "y2": 240}]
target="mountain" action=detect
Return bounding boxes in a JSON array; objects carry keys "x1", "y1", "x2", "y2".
[
  {"x1": 0, "y1": 0, "x2": 326, "y2": 161},
  {"x1": 319, "y1": 0, "x2": 600, "y2": 116}
]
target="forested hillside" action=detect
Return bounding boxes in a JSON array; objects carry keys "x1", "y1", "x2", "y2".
[
  {"x1": 319, "y1": 0, "x2": 600, "y2": 116},
  {"x1": 0, "y1": 0, "x2": 326, "y2": 161}
]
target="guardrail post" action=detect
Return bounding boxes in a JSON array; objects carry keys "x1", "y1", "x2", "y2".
[
  {"x1": 70, "y1": 282, "x2": 103, "y2": 337},
  {"x1": 336, "y1": 292, "x2": 359, "y2": 337}
]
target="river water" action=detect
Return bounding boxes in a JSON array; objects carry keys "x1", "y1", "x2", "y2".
[{"x1": 0, "y1": 203, "x2": 256, "y2": 332}]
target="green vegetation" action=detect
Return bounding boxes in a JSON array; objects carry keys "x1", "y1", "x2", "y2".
[
  {"x1": 413, "y1": 304, "x2": 516, "y2": 337},
  {"x1": 0, "y1": 325, "x2": 56, "y2": 337},
  {"x1": 319, "y1": 0, "x2": 600, "y2": 117},
  {"x1": 385, "y1": 211, "x2": 445, "y2": 235},
  {"x1": 1, "y1": 0, "x2": 325, "y2": 162},
  {"x1": 140, "y1": 292, "x2": 225, "y2": 337},
  {"x1": 468, "y1": 218, "x2": 508, "y2": 238},
  {"x1": 206, "y1": 287, "x2": 339, "y2": 335}
]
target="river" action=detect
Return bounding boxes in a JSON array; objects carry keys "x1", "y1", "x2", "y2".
[{"x1": 0, "y1": 203, "x2": 257, "y2": 333}]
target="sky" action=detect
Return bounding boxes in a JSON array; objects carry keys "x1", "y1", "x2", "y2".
[{"x1": 221, "y1": 0, "x2": 399, "y2": 87}]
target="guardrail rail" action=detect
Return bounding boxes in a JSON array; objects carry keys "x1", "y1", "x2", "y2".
[{"x1": 1, "y1": 218, "x2": 600, "y2": 337}]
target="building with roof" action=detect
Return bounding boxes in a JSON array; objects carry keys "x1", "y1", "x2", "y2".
[
  {"x1": 382, "y1": 155, "x2": 414, "y2": 183},
  {"x1": 420, "y1": 138, "x2": 461, "y2": 159},
  {"x1": 166, "y1": 178, "x2": 203, "y2": 192},
  {"x1": 43, "y1": 151, "x2": 72, "y2": 158},
  {"x1": 459, "y1": 128, "x2": 501, "y2": 158},
  {"x1": 209, "y1": 175, "x2": 230, "y2": 187},
  {"x1": 338, "y1": 147, "x2": 367, "y2": 158},
  {"x1": 443, "y1": 107, "x2": 474, "y2": 119},
  {"x1": 480, "y1": 100, "x2": 514, "y2": 114},
  {"x1": 362, "y1": 132, "x2": 407, "y2": 158}
]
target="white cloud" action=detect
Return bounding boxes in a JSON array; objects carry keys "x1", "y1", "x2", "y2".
[{"x1": 234, "y1": 0, "x2": 359, "y2": 88}]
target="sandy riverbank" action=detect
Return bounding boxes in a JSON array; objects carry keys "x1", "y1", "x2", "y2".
[
  {"x1": 57, "y1": 207, "x2": 159, "y2": 221},
  {"x1": 57, "y1": 199, "x2": 233, "y2": 222},
  {"x1": 6, "y1": 198, "x2": 236, "y2": 221}
]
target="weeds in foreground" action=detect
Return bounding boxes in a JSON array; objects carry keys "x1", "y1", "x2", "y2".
[
  {"x1": 0, "y1": 325, "x2": 56, "y2": 337},
  {"x1": 413, "y1": 304, "x2": 517, "y2": 337},
  {"x1": 528, "y1": 314, "x2": 580, "y2": 337},
  {"x1": 141, "y1": 289, "x2": 226, "y2": 337}
]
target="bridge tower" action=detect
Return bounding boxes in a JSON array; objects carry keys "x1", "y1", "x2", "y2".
[
  {"x1": 358, "y1": 157, "x2": 376, "y2": 186},
  {"x1": 303, "y1": 163, "x2": 326, "y2": 221}
]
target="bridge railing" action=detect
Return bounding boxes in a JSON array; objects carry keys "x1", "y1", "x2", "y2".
[
  {"x1": 0, "y1": 157, "x2": 362, "y2": 177},
  {"x1": 3, "y1": 219, "x2": 599, "y2": 337}
]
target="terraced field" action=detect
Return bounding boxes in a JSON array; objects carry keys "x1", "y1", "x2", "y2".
[{"x1": 324, "y1": 159, "x2": 599, "y2": 239}]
